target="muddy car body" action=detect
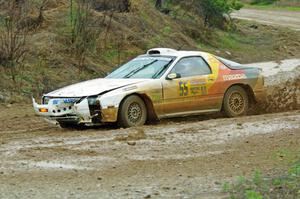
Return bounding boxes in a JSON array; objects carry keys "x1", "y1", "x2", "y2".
[{"x1": 33, "y1": 48, "x2": 265, "y2": 128}]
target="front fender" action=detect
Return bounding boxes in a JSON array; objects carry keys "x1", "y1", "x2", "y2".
[
  {"x1": 98, "y1": 87, "x2": 138, "y2": 122},
  {"x1": 98, "y1": 80, "x2": 162, "y2": 122}
]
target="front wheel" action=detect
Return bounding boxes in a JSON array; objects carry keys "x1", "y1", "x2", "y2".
[
  {"x1": 223, "y1": 85, "x2": 249, "y2": 117},
  {"x1": 118, "y1": 95, "x2": 147, "y2": 128}
]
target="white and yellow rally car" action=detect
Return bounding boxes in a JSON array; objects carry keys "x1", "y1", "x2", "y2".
[{"x1": 33, "y1": 48, "x2": 264, "y2": 128}]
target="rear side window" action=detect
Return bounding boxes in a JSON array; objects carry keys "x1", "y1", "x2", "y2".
[{"x1": 171, "y1": 56, "x2": 212, "y2": 78}]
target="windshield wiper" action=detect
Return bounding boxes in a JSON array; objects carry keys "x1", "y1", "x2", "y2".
[
  {"x1": 124, "y1": 60, "x2": 158, "y2": 78},
  {"x1": 152, "y1": 59, "x2": 173, "y2": 79}
]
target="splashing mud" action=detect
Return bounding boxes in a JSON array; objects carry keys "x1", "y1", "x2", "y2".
[
  {"x1": 253, "y1": 77, "x2": 300, "y2": 114},
  {"x1": 246, "y1": 60, "x2": 300, "y2": 114}
]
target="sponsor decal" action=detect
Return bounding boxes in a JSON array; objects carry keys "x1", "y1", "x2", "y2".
[
  {"x1": 190, "y1": 79, "x2": 206, "y2": 85},
  {"x1": 179, "y1": 81, "x2": 189, "y2": 96},
  {"x1": 190, "y1": 79, "x2": 207, "y2": 95},
  {"x1": 52, "y1": 99, "x2": 59, "y2": 105},
  {"x1": 63, "y1": 98, "x2": 77, "y2": 104},
  {"x1": 178, "y1": 80, "x2": 207, "y2": 96},
  {"x1": 190, "y1": 85, "x2": 207, "y2": 95},
  {"x1": 52, "y1": 98, "x2": 77, "y2": 105},
  {"x1": 223, "y1": 74, "x2": 247, "y2": 81}
]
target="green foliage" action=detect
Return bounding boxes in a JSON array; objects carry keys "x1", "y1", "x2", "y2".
[
  {"x1": 250, "y1": 0, "x2": 278, "y2": 5},
  {"x1": 244, "y1": 3, "x2": 300, "y2": 11},
  {"x1": 102, "y1": 49, "x2": 119, "y2": 63},
  {"x1": 245, "y1": 190, "x2": 263, "y2": 199},
  {"x1": 163, "y1": 26, "x2": 172, "y2": 34},
  {"x1": 223, "y1": 161, "x2": 300, "y2": 199},
  {"x1": 252, "y1": 170, "x2": 262, "y2": 186},
  {"x1": 196, "y1": 0, "x2": 243, "y2": 27},
  {"x1": 222, "y1": 182, "x2": 231, "y2": 192}
]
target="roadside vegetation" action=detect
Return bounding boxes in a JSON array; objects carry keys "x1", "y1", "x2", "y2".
[
  {"x1": 242, "y1": 0, "x2": 300, "y2": 11},
  {"x1": 223, "y1": 148, "x2": 300, "y2": 199},
  {"x1": 244, "y1": 4, "x2": 300, "y2": 11},
  {"x1": 0, "y1": 0, "x2": 299, "y2": 103}
]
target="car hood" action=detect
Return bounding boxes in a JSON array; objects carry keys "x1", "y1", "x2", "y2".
[{"x1": 45, "y1": 78, "x2": 149, "y2": 97}]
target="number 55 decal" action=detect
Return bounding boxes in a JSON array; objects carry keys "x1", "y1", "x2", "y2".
[{"x1": 179, "y1": 81, "x2": 189, "y2": 96}]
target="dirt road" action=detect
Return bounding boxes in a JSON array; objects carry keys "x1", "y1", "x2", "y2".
[
  {"x1": 0, "y1": 103, "x2": 299, "y2": 199},
  {"x1": 0, "y1": 58, "x2": 299, "y2": 198},
  {"x1": 231, "y1": 8, "x2": 300, "y2": 31}
]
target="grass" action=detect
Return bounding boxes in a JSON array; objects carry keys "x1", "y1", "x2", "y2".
[
  {"x1": 223, "y1": 148, "x2": 300, "y2": 199},
  {"x1": 1, "y1": 0, "x2": 300, "y2": 102},
  {"x1": 244, "y1": 3, "x2": 300, "y2": 11}
]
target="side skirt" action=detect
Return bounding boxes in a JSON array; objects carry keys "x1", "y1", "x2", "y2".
[{"x1": 159, "y1": 109, "x2": 220, "y2": 119}]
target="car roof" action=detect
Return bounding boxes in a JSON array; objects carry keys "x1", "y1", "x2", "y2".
[{"x1": 143, "y1": 48, "x2": 211, "y2": 58}]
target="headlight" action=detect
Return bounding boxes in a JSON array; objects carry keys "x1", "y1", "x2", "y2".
[{"x1": 42, "y1": 96, "x2": 50, "y2": 105}]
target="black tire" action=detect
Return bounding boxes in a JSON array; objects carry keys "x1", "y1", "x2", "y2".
[
  {"x1": 223, "y1": 85, "x2": 249, "y2": 117},
  {"x1": 118, "y1": 95, "x2": 147, "y2": 128}
]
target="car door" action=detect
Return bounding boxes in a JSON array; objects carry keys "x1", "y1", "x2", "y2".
[{"x1": 161, "y1": 56, "x2": 216, "y2": 116}]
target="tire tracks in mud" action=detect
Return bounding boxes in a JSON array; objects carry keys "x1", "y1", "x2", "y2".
[
  {"x1": 1, "y1": 111, "x2": 299, "y2": 169},
  {"x1": 1, "y1": 111, "x2": 299, "y2": 199}
]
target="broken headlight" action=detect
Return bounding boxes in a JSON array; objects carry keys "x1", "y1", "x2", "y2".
[
  {"x1": 42, "y1": 96, "x2": 50, "y2": 105},
  {"x1": 87, "y1": 96, "x2": 101, "y2": 119},
  {"x1": 87, "y1": 96, "x2": 99, "y2": 106}
]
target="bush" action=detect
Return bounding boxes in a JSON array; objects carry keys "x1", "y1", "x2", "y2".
[
  {"x1": 223, "y1": 162, "x2": 300, "y2": 199},
  {"x1": 250, "y1": 0, "x2": 278, "y2": 5},
  {"x1": 196, "y1": 0, "x2": 243, "y2": 27}
]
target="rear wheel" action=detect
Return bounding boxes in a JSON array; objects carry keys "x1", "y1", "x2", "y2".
[
  {"x1": 223, "y1": 85, "x2": 249, "y2": 117},
  {"x1": 118, "y1": 95, "x2": 147, "y2": 128}
]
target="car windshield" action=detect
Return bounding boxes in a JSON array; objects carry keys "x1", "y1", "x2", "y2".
[
  {"x1": 216, "y1": 56, "x2": 241, "y2": 67},
  {"x1": 106, "y1": 56, "x2": 174, "y2": 79}
]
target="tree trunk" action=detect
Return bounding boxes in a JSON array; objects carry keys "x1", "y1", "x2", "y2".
[{"x1": 155, "y1": 0, "x2": 164, "y2": 9}]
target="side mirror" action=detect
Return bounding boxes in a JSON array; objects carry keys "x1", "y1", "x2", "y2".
[{"x1": 166, "y1": 73, "x2": 181, "y2": 80}]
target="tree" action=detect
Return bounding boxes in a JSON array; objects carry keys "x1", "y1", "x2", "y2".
[
  {"x1": 196, "y1": 0, "x2": 243, "y2": 27},
  {"x1": 71, "y1": 0, "x2": 90, "y2": 72},
  {"x1": 155, "y1": 0, "x2": 164, "y2": 9},
  {"x1": 69, "y1": 0, "x2": 99, "y2": 73},
  {"x1": 0, "y1": 2, "x2": 28, "y2": 84}
]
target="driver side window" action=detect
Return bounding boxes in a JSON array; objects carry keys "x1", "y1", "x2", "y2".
[{"x1": 171, "y1": 57, "x2": 212, "y2": 78}]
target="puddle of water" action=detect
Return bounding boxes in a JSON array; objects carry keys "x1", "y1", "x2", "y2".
[
  {"x1": 31, "y1": 161, "x2": 87, "y2": 170},
  {"x1": 127, "y1": 150, "x2": 226, "y2": 161}
]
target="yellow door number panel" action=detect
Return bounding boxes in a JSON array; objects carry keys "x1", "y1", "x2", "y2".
[{"x1": 178, "y1": 79, "x2": 207, "y2": 97}]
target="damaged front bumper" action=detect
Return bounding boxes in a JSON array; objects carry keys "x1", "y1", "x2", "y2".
[
  {"x1": 32, "y1": 97, "x2": 92, "y2": 124},
  {"x1": 32, "y1": 96, "x2": 119, "y2": 125}
]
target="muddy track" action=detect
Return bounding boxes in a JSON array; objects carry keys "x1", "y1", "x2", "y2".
[
  {"x1": 232, "y1": 8, "x2": 300, "y2": 31},
  {"x1": 0, "y1": 107, "x2": 300, "y2": 198},
  {"x1": 0, "y1": 58, "x2": 300, "y2": 198}
]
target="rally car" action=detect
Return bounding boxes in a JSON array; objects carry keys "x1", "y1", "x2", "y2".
[{"x1": 33, "y1": 48, "x2": 265, "y2": 128}]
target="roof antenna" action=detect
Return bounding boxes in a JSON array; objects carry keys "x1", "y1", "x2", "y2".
[{"x1": 177, "y1": 44, "x2": 184, "y2": 51}]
